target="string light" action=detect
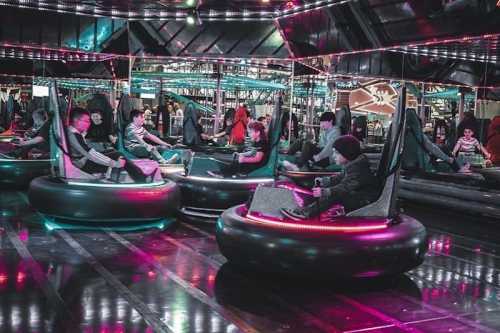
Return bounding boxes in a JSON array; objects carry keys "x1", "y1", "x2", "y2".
[
  {"x1": 0, "y1": 0, "x2": 352, "y2": 21},
  {"x1": 293, "y1": 33, "x2": 500, "y2": 62}
]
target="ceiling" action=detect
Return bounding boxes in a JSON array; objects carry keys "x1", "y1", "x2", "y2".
[
  {"x1": 0, "y1": 0, "x2": 315, "y2": 20},
  {"x1": 0, "y1": 0, "x2": 499, "y2": 90}
]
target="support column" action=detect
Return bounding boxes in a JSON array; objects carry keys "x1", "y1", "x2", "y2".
[
  {"x1": 288, "y1": 61, "x2": 295, "y2": 145},
  {"x1": 458, "y1": 89, "x2": 465, "y2": 121},
  {"x1": 214, "y1": 63, "x2": 222, "y2": 135},
  {"x1": 419, "y1": 82, "x2": 426, "y2": 124}
]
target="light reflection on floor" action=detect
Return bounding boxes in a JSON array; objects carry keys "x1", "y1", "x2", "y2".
[{"x1": 0, "y1": 190, "x2": 499, "y2": 332}]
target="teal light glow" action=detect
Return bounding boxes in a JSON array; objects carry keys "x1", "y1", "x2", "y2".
[
  {"x1": 132, "y1": 72, "x2": 286, "y2": 91},
  {"x1": 44, "y1": 218, "x2": 170, "y2": 232},
  {"x1": 66, "y1": 180, "x2": 166, "y2": 188},
  {"x1": 63, "y1": 18, "x2": 124, "y2": 51}
]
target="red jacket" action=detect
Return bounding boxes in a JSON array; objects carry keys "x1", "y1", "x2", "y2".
[
  {"x1": 487, "y1": 116, "x2": 500, "y2": 166},
  {"x1": 230, "y1": 106, "x2": 249, "y2": 144}
]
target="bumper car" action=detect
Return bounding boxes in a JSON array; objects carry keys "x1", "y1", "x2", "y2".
[
  {"x1": 216, "y1": 87, "x2": 428, "y2": 278},
  {"x1": 0, "y1": 142, "x2": 52, "y2": 187},
  {"x1": 393, "y1": 109, "x2": 500, "y2": 219},
  {"x1": 28, "y1": 84, "x2": 180, "y2": 231},
  {"x1": 278, "y1": 105, "x2": 352, "y2": 186},
  {"x1": 115, "y1": 94, "x2": 186, "y2": 176},
  {"x1": 165, "y1": 98, "x2": 285, "y2": 222},
  {"x1": 0, "y1": 95, "x2": 52, "y2": 187}
]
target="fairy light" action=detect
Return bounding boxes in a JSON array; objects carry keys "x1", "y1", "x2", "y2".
[
  {"x1": 0, "y1": 0, "x2": 352, "y2": 21},
  {"x1": 293, "y1": 33, "x2": 500, "y2": 61}
]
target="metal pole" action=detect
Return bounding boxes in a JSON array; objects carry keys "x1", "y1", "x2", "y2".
[
  {"x1": 128, "y1": 57, "x2": 134, "y2": 96},
  {"x1": 458, "y1": 90, "x2": 465, "y2": 121},
  {"x1": 420, "y1": 82, "x2": 425, "y2": 124},
  {"x1": 288, "y1": 61, "x2": 295, "y2": 146},
  {"x1": 214, "y1": 63, "x2": 222, "y2": 135}
]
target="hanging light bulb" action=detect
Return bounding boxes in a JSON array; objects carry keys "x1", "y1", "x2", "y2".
[{"x1": 186, "y1": 12, "x2": 196, "y2": 25}]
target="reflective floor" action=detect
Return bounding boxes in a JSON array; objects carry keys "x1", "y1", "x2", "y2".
[{"x1": 0, "y1": 190, "x2": 499, "y2": 333}]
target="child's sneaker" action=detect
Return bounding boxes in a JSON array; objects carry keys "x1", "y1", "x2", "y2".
[
  {"x1": 281, "y1": 160, "x2": 300, "y2": 171},
  {"x1": 160, "y1": 153, "x2": 179, "y2": 165}
]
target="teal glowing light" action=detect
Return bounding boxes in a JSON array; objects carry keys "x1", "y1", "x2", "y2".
[
  {"x1": 44, "y1": 218, "x2": 171, "y2": 232},
  {"x1": 63, "y1": 18, "x2": 125, "y2": 51},
  {"x1": 132, "y1": 72, "x2": 286, "y2": 91}
]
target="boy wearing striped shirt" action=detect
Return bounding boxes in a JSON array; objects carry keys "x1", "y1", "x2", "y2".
[
  {"x1": 452, "y1": 126, "x2": 490, "y2": 168},
  {"x1": 125, "y1": 109, "x2": 178, "y2": 164}
]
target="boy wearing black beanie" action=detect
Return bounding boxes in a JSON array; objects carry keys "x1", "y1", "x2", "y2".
[{"x1": 281, "y1": 135, "x2": 380, "y2": 220}]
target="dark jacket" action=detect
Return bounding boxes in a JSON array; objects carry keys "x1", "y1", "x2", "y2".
[{"x1": 319, "y1": 154, "x2": 380, "y2": 212}]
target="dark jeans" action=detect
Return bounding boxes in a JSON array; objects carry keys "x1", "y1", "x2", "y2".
[
  {"x1": 302, "y1": 190, "x2": 378, "y2": 217},
  {"x1": 81, "y1": 150, "x2": 122, "y2": 175},
  {"x1": 288, "y1": 139, "x2": 329, "y2": 168},
  {"x1": 11, "y1": 143, "x2": 49, "y2": 159}
]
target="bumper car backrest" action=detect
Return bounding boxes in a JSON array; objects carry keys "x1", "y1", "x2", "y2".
[
  {"x1": 336, "y1": 105, "x2": 352, "y2": 135},
  {"x1": 48, "y1": 83, "x2": 94, "y2": 180},
  {"x1": 347, "y1": 87, "x2": 407, "y2": 219},
  {"x1": 248, "y1": 95, "x2": 284, "y2": 178}
]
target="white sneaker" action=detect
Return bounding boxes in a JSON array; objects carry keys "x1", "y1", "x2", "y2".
[
  {"x1": 459, "y1": 163, "x2": 472, "y2": 174},
  {"x1": 159, "y1": 154, "x2": 179, "y2": 165},
  {"x1": 282, "y1": 160, "x2": 300, "y2": 171},
  {"x1": 165, "y1": 153, "x2": 179, "y2": 164}
]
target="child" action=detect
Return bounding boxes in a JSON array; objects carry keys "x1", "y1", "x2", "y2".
[
  {"x1": 281, "y1": 135, "x2": 379, "y2": 220},
  {"x1": 210, "y1": 113, "x2": 233, "y2": 145},
  {"x1": 230, "y1": 105, "x2": 249, "y2": 145},
  {"x1": 125, "y1": 109, "x2": 177, "y2": 164},
  {"x1": 452, "y1": 126, "x2": 490, "y2": 168},
  {"x1": 10, "y1": 109, "x2": 50, "y2": 158},
  {"x1": 283, "y1": 111, "x2": 340, "y2": 170},
  {"x1": 68, "y1": 108, "x2": 126, "y2": 174},
  {"x1": 86, "y1": 109, "x2": 117, "y2": 147},
  {"x1": 208, "y1": 121, "x2": 268, "y2": 177}
]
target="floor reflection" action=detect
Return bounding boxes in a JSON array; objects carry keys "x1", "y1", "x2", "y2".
[{"x1": 0, "y1": 191, "x2": 499, "y2": 332}]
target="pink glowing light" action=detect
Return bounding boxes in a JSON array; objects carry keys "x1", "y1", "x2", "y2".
[
  {"x1": 16, "y1": 271, "x2": 26, "y2": 284},
  {"x1": 245, "y1": 211, "x2": 389, "y2": 232},
  {"x1": 0, "y1": 274, "x2": 7, "y2": 285},
  {"x1": 147, "y1": 270, "x2": 156, "y2": 279}
]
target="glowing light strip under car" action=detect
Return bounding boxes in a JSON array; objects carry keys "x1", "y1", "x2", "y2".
[
  {"x1": 245, "y1": 212, "x2": 389, "y2": 232},
  {"x1": 66, "y1": 180, "x2": 166, "y2": 188},
  {"x1": 187, "y1": 175, "x2": 275, "y2": 184},
  {"x1": 0, "y1": 159, "x2": 53, "y2": 162}
]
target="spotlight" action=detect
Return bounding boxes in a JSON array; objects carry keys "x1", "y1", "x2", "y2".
[
  {"x1": 186, "y1": 13, "x2": 196, "y2": 25},
  {"x1": 185, "y1": 0, "x2": 196, "y2": 6},
  {"x1": 186, "y1": 9, "x2": 202, "y2": 25}
]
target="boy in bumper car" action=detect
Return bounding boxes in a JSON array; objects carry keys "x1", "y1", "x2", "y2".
[{"x1": 281, "y1": 135, "x2": 380, "y2": 220}]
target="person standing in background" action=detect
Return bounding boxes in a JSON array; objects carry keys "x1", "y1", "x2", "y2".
[
  {"x1": 230, "y1": 104, "x2": 249, "y2": 145},
  {"x1": 173, "y1": 103, "x2": 184, "y2": 137}
]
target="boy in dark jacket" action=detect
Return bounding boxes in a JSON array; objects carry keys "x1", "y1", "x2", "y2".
[{"x1": 281, "y1": 135, "x2": 380, "y2": 220}]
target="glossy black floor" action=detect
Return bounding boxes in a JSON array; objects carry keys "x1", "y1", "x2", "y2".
[{"x1": 0, "y1": 190, "x2": 499, "y2": 333}]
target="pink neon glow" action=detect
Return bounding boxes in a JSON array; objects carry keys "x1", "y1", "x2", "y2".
[
  {"x1": 245, "y1": 211, "x2": 389, "y2": 232},
  {"x1": 16, "y1": 271, "x2": 26, "y2": 284},
  {"x1": 0, "y1": 274, "x2": 7, "y2": 285},
  {"x1": 147, "y1": 270, "x2": 156, "y2": 279},
  {"x1": 277, "y1": 183, "x2": 313, "y2": 195}
]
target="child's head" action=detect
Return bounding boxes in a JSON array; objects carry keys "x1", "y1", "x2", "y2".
[
  {"x1": 130, "y1": 109, "x2": 145, "y2": 126},
  {"x1": 333, "y1": 135, "x2": 361, "y2": 165},
  {"x1": 319, "y1": 112, "x2": 336, "y2": 130},
  {"x1": 71, "y1": 108, "x2": 91, "y2": 133},
  {"x1": 248, "y1": 121, "x2": 267, "y2": 142},
  {"x1": 463, "y1": 127, "x2": 475, "y2": 139},
  {"x1": 90, "y1": 109, "x2": 103, "y2": 125},
  {"x1": 32, "y1": 108, "x2": 47, "y2": 127}
]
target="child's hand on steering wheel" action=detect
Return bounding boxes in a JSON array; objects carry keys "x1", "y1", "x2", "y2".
[{"x1": 312, "y1": 187, "x2": 322, "y2": 198}]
